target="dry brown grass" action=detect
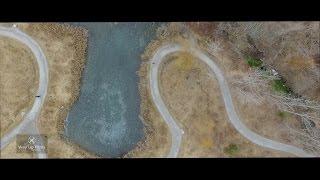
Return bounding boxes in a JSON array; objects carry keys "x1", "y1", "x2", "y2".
[
  {"x1": 16, "y1": 23, "x2": 98, "y2": 158},
  {"x1": 129, "y1": 23, "x2": 294, "y2": 157},
  {"x1": 196, "y1": 28, "x2": 305, "y2": 149},
  {"x1": 280, "y1": 55, "x2": 320, "y2": 100},
  {"x1": 285, "y1": 56, "x2": 315, "y2": 71},
  {"x1": 0, "y1": 36, "x2": 38, "y2": 138},
  {"x1": 0, "y1": 23, "x2": 96, "y2": 158},
  {"x1": 125, "y1": 58, "x2": 171, "y2": 158},
  {"x1": 188, "y1": 22, "x2": 317, "y2": 155},
  {"x1": 125, "y1": 23, "x2": 188, "y2": 157},
  {"x1": 229, "y1": 81, "x2": 303, "y2": 148},
  {"x1": 0, "y1": 140, "x2": 34, "y2": 158},
  {"x1": 159, "y1": 52, "x2": 292, "y2": 157},
  {"x1": 188, "y1": 22, "x2": 320, "y2": 101}
]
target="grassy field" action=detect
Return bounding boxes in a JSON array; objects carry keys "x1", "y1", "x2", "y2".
[
  {"x1": 128, "y1": 23, "x2": 295, "y2": 157},
  {"x1": 0, "y1": 23, "x2": 96, "y2": 158},
  {"x1": 158, "y1": 51, "x2": 292, "y2": 157},
  {"x1": 0, "y1": 36, "x2": 38, "y2": 138}
]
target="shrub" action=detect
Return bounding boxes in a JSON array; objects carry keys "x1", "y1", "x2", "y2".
[
  {"x1": 224, "y1": 143, "x2": 239, "y2": 155},
  {"x1": 272, "y1": 79, "x2": 291, "y2": 94},
  {"x1": 277, "y1": 111, "x2": 289, "y2": 119},
  {"x1": 246, "y1": 56, "x2": 263, "y2": 68}
]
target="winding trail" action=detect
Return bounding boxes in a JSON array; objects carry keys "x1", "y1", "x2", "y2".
[
  {"x1": 0, "y1": 26, "x2": 48, "y2": 158},
  {"x1": 150, "y1": 43, "x2": 314, "y2": 157},
  {"x1": 0, "y1": 26, "x2": 313, "y2": 158}
]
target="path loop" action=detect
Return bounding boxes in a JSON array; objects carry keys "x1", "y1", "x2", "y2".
[
  {"x1": 0, "y1": 26, "x2": 48, "y2": 158},
  {"x1": 150, "y1": 43, "x2": 313, "y2": 158}
]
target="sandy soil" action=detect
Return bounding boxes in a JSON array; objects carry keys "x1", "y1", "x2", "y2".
[{"x1": 0, "y1": 36, "x2": 38, "y2": 138}]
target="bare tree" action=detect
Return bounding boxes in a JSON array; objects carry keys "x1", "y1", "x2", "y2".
[
  {"x1": 212, "y1": 22, "x2": 320, "y2": 155},
  {"x1": 232, "y1": 67, "x2": 320, "y2": 155}
]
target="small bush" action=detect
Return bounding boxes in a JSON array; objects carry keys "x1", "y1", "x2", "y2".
[
  {"x1": 277, "y1": 111, "x2": 289, "y2": 119},
  {"x1": 272, "y1": 79, "x2": 291, "y2": 94},
  {"x1": 246, "y1": 56, "x2": 263, "y2": 68},
  {"x1": 224, "y1": 144, "x2": 239, "y2": 155}
]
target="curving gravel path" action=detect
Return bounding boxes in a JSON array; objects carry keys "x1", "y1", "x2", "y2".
[
  {"x1": 0, "y1": 26, "x2": 48, "y2": 158},
  {"x1": 150, "y1": 43, "x2": 314, "y2": 158},
  {"x1": 0, "y1": 26, "x2": 313, "y2": 158}
]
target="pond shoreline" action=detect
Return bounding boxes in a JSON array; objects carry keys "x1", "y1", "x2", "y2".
[{"x1": 64, "y1": 23, "x2": 161, "y2": 157}]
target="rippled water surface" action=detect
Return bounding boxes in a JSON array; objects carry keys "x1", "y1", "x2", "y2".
[{"x1": 65, "y1": 22, "x2": 161, "y2": 157}]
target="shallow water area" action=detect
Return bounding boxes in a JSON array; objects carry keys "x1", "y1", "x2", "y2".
[{"x1": 65, "y1": 22, "x2": 161, "y2": 157}]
